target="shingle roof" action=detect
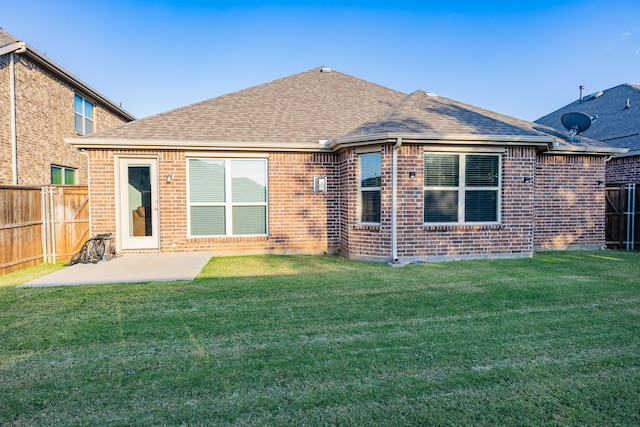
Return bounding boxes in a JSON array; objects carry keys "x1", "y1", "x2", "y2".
[
  {"x1": 77, "y1": 67, "x2": 620, "y2": 155},
  {"x1": 0, "y1": 28, "x2": 19, "y2": 47},
  {"x1": 535, "y1": 84, "x2": 640, "y2": 153},
  {"x1": 85, "y1": 67, "x2": 407, "y2": 144},
  {"x1": 342, "y1": 90, "x2": 611, "y2": 152}
]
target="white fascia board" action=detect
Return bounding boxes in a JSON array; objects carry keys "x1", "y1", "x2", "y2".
[
  {"x1": 610, "y1": 149, "x2": 640, "y2": 158},
  {"x1": 65, "y1": 138, "x2": 333, "y2": 152},
  {"x1": 546, "y1": 146, "x2": 628, "y2": 156},
  {"x1": 331, "y1": 132, "x2": 554, "y2": 151}
]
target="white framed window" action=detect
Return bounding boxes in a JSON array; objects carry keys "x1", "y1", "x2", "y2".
[
  {"x1": 424, "y1": 153, "x2": 501, "y2": 224},
  {"x1": 359, "y1": 153, "x2": 381, "y2": 224},
  {"x1": 51, "y1": 165, "x2": 76, "y2": 185},
  {"x1": 74, "y1": 94, "x2": 94, "y2": 135},
  {"x1": 188, "y1": 158, "x2": 268, "y2": 236}
]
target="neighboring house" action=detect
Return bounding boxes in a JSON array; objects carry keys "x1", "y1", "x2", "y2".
[
  {"x1": 535, "y1": 84, "x2": 639, "y2": 183},
  {"x1": 0, "y1": 29, "x2": 135, "y2": 186},
  {"x1": 68, "y1": 67, "x2": 623, "y2": 263}
]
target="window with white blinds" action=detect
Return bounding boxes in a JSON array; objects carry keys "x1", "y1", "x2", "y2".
[
  {"x1": 424, "y1": 153, "x2": 500, "y2": 224},
  {"x1": 359, "y1": 153, "x2": 382, "y2": 223},
  {"x1": 188, "y1": 158, "x2": 267, "y2": 236}
]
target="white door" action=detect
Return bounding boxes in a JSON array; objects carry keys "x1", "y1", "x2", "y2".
[{"x1": 118, "y1": 157, "x2": 159, "y2": 250}]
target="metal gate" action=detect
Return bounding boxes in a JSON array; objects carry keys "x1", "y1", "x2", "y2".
[{"x1": 605, "y1": 183, "x2": 638, "y2": 250}]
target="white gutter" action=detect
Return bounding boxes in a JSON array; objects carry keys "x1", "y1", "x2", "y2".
[
  {"x1": 65, "y1": 138, "x2": 334, "y2": 152},
  {"x1": 332, "y1": 132, "x2": 554, "y2": 152},
  {"x1": 391, "y1": 137, "x2": 402, "y2": 263}
]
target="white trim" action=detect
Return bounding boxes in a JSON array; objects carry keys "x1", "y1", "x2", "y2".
[
  {"x1": 355, "y1": 145, "x2": 383, "y2": 154},
  {"x1": 358, "y1": 152, "x2": 382, "y2": 225},
  {"x1": 67, "y1": 138, "x2": 331, "y2": 152},
  {"x1": 116, "y1": 156, "x2": 160, "y2": 251},
  {"x1": 332, "y1": 132, "x2": 555, "y2": 152},
  {"x1": 187, "y1": 157, "x2": 269, "y2": 238},
  {"x1": 423, "y1": 152, "x2": 502, "y2": 226},
  {"x1": 185, "y1": 151, "x2": 269, "y2": 158},
  {"x1": 423, "y1": 145, "x2": 505, "y2": 153}
]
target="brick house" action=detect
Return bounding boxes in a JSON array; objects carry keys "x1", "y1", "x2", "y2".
[
  {"x1": 0, "y1": 29, "x2": 134, "y2": 186},
  {"x1": 535, "y1": 84, "x2": 639, "y2": 184},
  {"x1": 68, "y1": 67, "x2": 623, "y2": 263}
]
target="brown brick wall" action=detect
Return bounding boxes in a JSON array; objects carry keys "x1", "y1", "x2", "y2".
[
  {"x1": 606, "y1": 155, "x2": 640, "y2": 184},
  {"x1": 86, "y1": 145, "x2": 607, "y2": 260},
  {"x1": 534, "y1": 154, "x2": 606, "y2": 250},
  {"x1": 0, "y1": 54, "x2": 11, "y2": 179},
  {"x1": 0, "y1": 53, "x2": 129, "y2": 186},
  {"x1": 88, "y1": 149, "x2": 339, "y2": 255},
  {"x1": 343, "y1": 145, "x2": 537, "y2": 262}
]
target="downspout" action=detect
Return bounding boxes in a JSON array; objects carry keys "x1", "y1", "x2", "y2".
[
  {"x1": 8, "y1": 44, "x2": 26, "y2": 185},
  {"x1": 391, "y1": 137, "x2": 402, "y2": 263}
]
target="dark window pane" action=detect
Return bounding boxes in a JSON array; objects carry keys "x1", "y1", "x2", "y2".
[
  {"x1": 189, "y1": 159, "x2": 225, "y2": 203},
  {"x1": 84, "y1": 118, "x2": 94, "y2": 134},
  {"x1": 64, "y1": 169, "x2": 76, "y2": 185},
  {"x1": 191, "y1": 206, "x2": 225, "y2": 235},
  {"x1": 361, "y1": 153, "x2": 381, "y2": 188},
  {"x1": 466, "y1": 155, "x2": 499, "y2": 187},
  {"x1": 465, "y1": 190, "x2": 498, "y2": 222},
  {"x1": 233, "y1": 206, "x2": 266, "y2": 235},
  {"x1": 232, "y1": 160, "x2": 266, "y2": 203},
  {"x1": 51, "y1": 166, "x2": 62, "y2": 185},
  {"x1": 361, "y1": 190, "x2": 381, "y2": 223},
  {"x1": 74, "y1": 94, "x2": 83, "y2": 114},
  {"x1": 75, "y1": 113, "x2": 83, "y2": 134},
  {"x1": 424, "y1": 190, "x2": 458, "y2": 222},
  {"x1": 424, "y1": 154, "x2": 459, "y2": 187}
]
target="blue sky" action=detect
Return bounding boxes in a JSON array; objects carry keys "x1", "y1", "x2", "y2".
[{"x1": 3, "y1": 0, "x2": 639, "y2": 121}]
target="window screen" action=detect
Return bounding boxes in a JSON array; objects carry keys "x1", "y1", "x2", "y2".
[
  {"x1": 424, "y1": 153, "x2": 500, "y2": 223},
  {"x1": 189, "y1": 158, "x2": 267, "y2": 236}
]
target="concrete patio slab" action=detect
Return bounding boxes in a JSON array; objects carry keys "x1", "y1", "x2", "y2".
[{"x1": 19, "y1": 253, "x2": 213, "y2": 288}]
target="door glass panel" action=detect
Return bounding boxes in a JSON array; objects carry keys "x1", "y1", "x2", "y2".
[{"x1": 128, "y1": 166, "x2": 152, "y2": 237}]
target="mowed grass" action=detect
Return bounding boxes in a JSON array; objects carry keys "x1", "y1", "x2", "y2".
[{"x1": 1, "y1": 251, "x2": 639, "y2": 426}]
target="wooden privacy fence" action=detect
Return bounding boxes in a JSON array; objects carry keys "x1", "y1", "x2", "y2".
[
  {"x1": 0, "y1": 186, "x2": 89, "y2": 274},
  {"x1": 605, "y1": 183, "x2": 639, "y2": 250}
]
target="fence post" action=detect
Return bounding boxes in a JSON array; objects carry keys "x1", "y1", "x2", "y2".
[
  {"x1": 41, "y1": 187, "x2": 48, "y2": 263},
  {"x1": 629, "y1": 183, "x2": 636, "y2": 250},
  {"x1": 49, "y1": 186, "x2": 57, "y2": 264}
]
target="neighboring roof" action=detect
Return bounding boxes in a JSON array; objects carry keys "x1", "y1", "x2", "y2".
[
  {"x1": 70, "y1": 66, "x2": 622, "y2": 155},
  {"x1": 0, "y1": 28, "x2": 135, "y2": 122},
  {"x1": 74, "y1": 67, "x2": 407, "y2": 149},
  {"x1": 536, "y1": 84, "x2": 640, "y2": 155}
]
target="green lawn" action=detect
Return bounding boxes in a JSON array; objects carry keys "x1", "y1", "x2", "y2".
[{"x1": 1, "y1": 251, "x2": 639, "y2": 426}]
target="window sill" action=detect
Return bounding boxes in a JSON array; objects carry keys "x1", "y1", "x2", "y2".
[
  {"x1": 189, "y1": 235, "x2": 269, "y2": 240},
  {"x1": 423, "y1": 223, "x2": 503, "y2": 231},
  {"x1": 353, "y1": 223, "x2": 382, "y2": 230}
]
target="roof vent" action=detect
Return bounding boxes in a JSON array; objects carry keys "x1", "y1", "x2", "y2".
[
  {"x1": 581, "y1": 90, "x2": 604, "y2": 102},
  {"x1": 626, "y1": 98, "x2": 631, "y2": 109},
  {"x1": 320, "y1": 67, "x2": 332, "y2": 73}
]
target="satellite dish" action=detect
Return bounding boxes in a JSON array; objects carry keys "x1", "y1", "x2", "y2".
[{"x1": 561, "y1": 112, "x2": 592, "y2": 143}]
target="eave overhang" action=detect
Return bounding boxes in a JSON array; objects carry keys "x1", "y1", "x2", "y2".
[
  {"x1": 331, "y1": 132, "x2": 554, "y2": 152},
  {"x1": 66, "y1": 133, "x2": 629, "y2": 156},
  {"x1": 65, "y1": 138, "x2": 334, "y2": 153}
]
